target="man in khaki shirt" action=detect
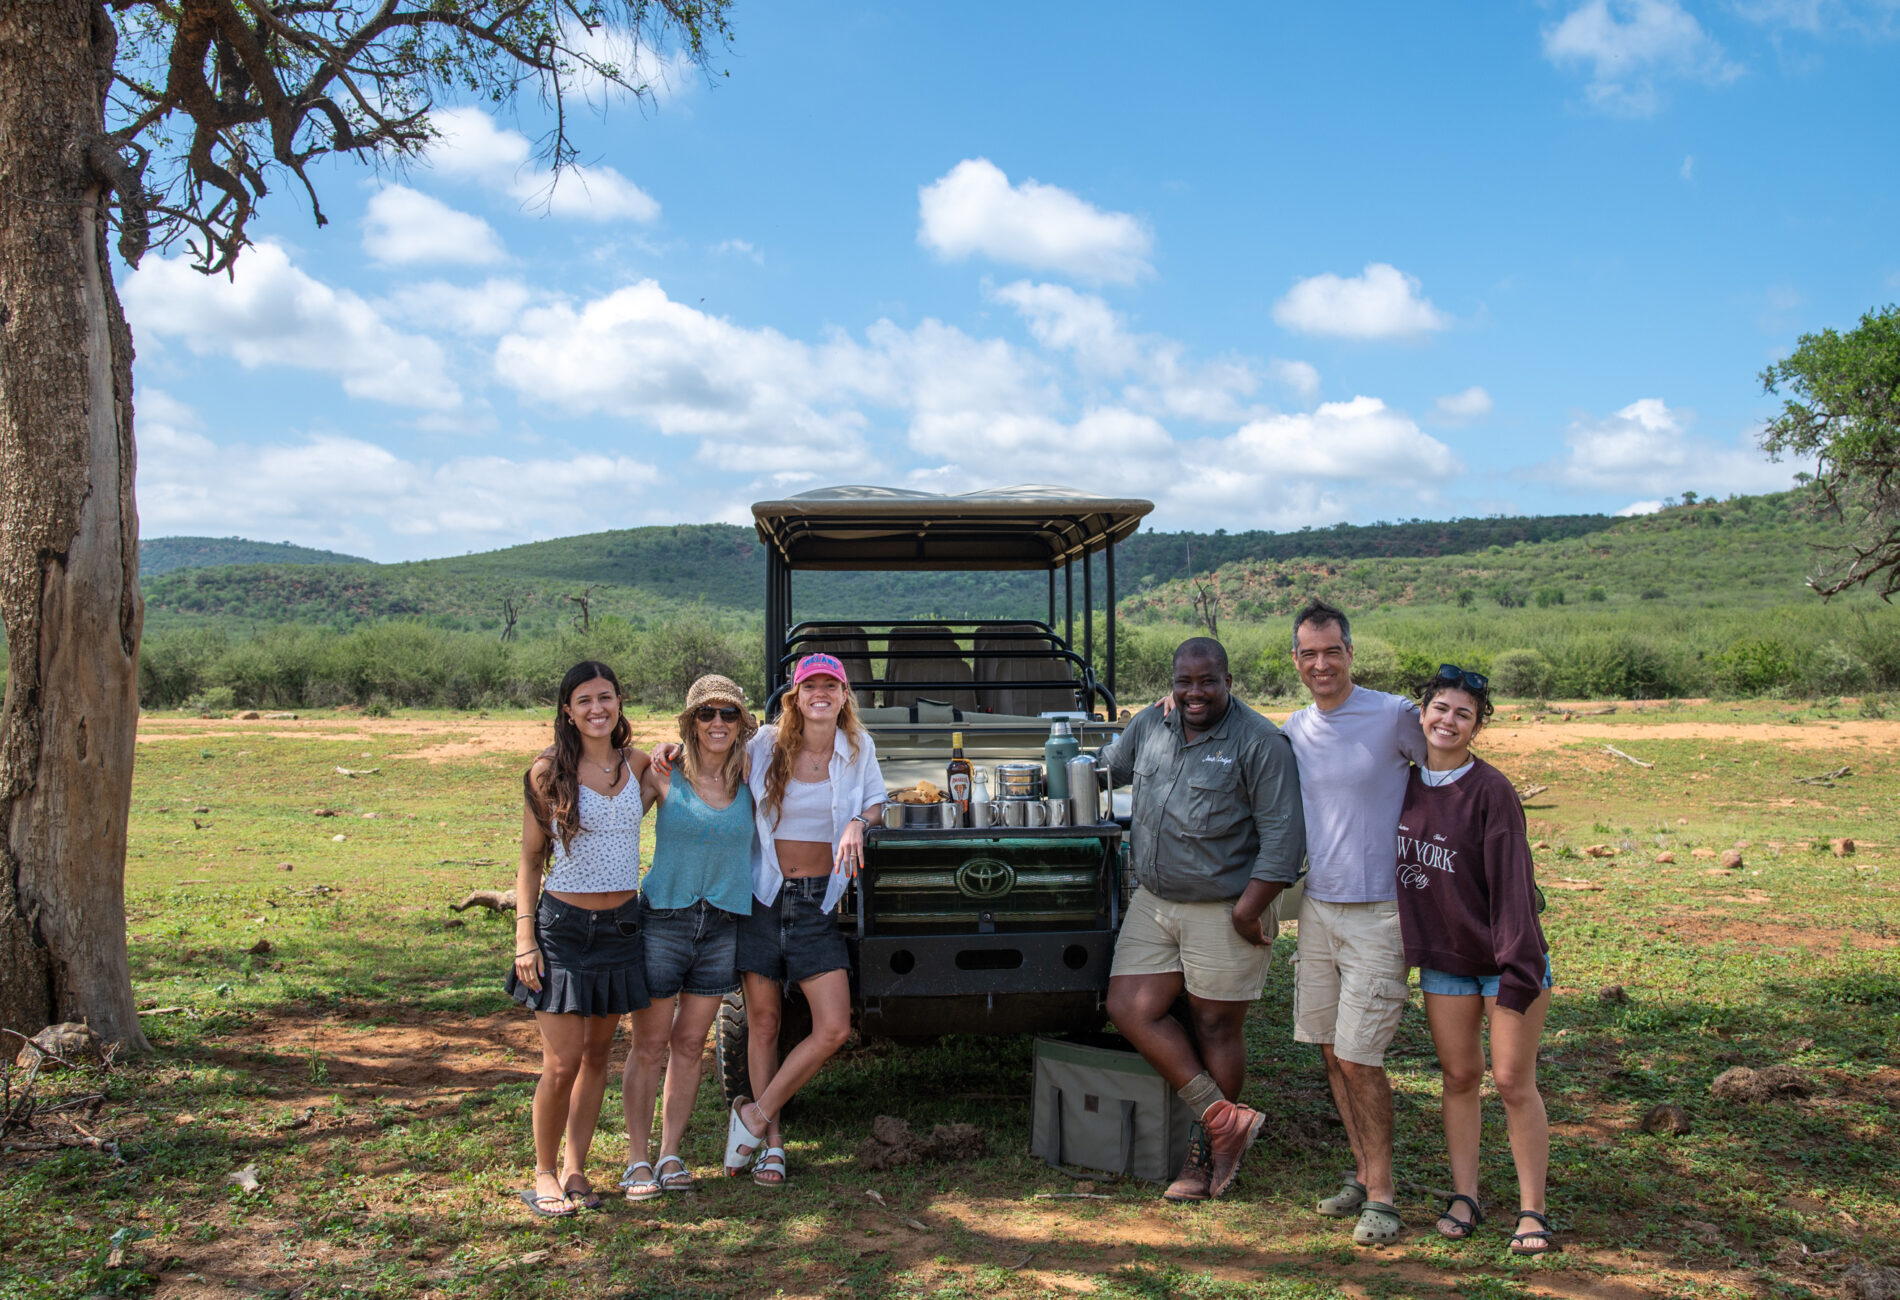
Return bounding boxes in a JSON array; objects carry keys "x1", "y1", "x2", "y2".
[{"x1": 1100, "y1": 637, "x2": 1306, "y2": 1202}]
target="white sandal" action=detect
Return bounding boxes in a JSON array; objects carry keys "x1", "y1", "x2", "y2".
[
  {"x1": 724, "y1": 1098, "x2": 766, "y2": 1175},
  {"x1": 656, "y1": 1153, "x2": 694, "y2": 1193},
  {"x1": 752, "y1": 1146, "x2": 788, "y2": 1186},
  {"x1": 619, "y1": 1160, "x2": 661, "y2": 1202}
]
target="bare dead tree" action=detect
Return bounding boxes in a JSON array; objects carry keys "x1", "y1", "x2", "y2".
[
  {"x1": 1184, "y1": 543, "x2": 1218, "y2": 638},
  {"x1": 0, "y1": 0, "x2": 732, "y2": 1047},
  {"x1": 566, "y1": 584, "x2": 598, "y2": 633},
  {"x1": 500, "y1": 594, "x2": 520, "y2": 642}
]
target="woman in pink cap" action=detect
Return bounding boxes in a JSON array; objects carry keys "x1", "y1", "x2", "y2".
[{"x1": 725, "y1": 652, "x2": 885, "y2": 1184}]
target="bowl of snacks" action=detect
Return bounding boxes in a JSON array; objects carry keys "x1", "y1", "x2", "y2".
[{"x1": 888, "y1": 780, "x2": 953, "y2": 827}]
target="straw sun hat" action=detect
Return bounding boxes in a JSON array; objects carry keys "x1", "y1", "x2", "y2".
[{"x1": 676, "y1": 674, "x2": 759, "y2": 740}]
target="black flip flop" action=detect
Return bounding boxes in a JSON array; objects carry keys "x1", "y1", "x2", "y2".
[
  {"x1": 1511, "y1": 1209, "x2": 1554, "y2": 1256},
  {"x1": 519, "y1": 1187, "x2": 575, "y2": 1218},
  {"x1": 1436, "y1": 1193, "x2": 1484, "y2": 1240}
]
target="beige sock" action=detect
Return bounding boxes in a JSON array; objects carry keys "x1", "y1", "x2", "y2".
[{"x1": 1177, "y1": 1072, "x2": 1224, "y2": 1120}]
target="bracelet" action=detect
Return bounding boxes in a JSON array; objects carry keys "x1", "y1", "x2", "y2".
[{"x1": 515, "y1": 949, "x2": 539, "y2": 957}]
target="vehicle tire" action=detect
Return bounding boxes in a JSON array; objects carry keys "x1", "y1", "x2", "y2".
[
  {"x1": 713, "y1": 987, "x2": 814, "y2": 1107},
  {"x1": 715, "y1": 991, "x2": 750, "y2": 1106}
]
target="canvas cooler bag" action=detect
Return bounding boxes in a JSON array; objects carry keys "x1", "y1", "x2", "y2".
[{"x1": 1030, "y1": 1033, "x2": 1191, "y2": 1181}]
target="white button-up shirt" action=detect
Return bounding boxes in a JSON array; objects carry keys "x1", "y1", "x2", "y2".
[{"x1": 746, "y1": 724, "x2": 887, "y2": 912}]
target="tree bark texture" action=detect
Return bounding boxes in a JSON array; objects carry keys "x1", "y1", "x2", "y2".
[{"x1": 0, "y1": 0, "x2": 148, "y2": 1049}]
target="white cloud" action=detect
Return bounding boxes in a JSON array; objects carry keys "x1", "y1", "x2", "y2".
[
  {"x1": 124, "y1": 243, "x2": 459, "y2": 410},
  {"x1": 712, "y1": 238, "x2": 764, "y2": 263},
  {"x1": 917, "y1": 159, "x2": 1153, "y2": 283},
  {"x1": 135, "y1": 394, "x2": 660, "y2": 557},
  {"x1": 1617, "y1": 499, "x2": 1667, "y2": 515},
  {"x1": 1227, "y1": 396, "x2": 1461, "y2": 480},
  {"x1": 990, "y1": 279, "x2": 1259, "y2": 421},
  {"x1": 362, "y1": 186, "x2": 506, "y2": 265},
  {"x1": 426, "y1": 107, "x2": 661, "y2": 222},
  {"x1": 1272, "y1": 263, "x2": 1450, "y2": 340},
  {"x1": 1268, "y1": 359, "x2": 1321, "y2": 401},
  {"x1": 1543, "y1": 0, "x2": 1743, "y2": 116},
  {"x1": 1543, "y1": 397, "x2": 1812, "y2": 496},
  {"x1": 1680, "y1": 154, "x2": 1696, "y2": 181},
  {"x1": 561, "y1": 24, "x2": 705, "y2": 107},
  {"x1": 382, "y1": 279, "x2": 538, "y2": 336},
  {"x1": 1433, "y1": 385, "x2": 1494, "y2": 422}
]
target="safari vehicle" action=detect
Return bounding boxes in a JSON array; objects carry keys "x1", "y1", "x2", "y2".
[{"x1": 715, "y1": 485, "x2": 1153, "y2": 1097}]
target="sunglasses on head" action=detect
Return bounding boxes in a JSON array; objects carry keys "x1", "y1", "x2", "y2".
[
  {"x1": 694, "y1": 705, "x2": 742, "y2": 723},
  {"x1": 1436, "y1": 663, "x2": 1489, "y2": 693}
]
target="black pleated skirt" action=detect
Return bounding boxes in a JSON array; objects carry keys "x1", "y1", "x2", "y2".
[{"x1": 508, "y1": 893, "x2": 650, "y2": 1016}]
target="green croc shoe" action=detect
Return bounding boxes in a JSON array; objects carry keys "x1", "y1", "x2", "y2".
[
  {"x1": 1317, "y1": 1175, "x2": 1368, "y2": 1218},
  {"x1": 1353, "y1": 1201, "x2": 1402, "y2": 1246}
]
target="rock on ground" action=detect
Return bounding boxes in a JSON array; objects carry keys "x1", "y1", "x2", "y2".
[
  {"x1": 1638, "y1": 1103, "x2": 1691, "y2": 1135},
  {"x1": 1711, "y1": 1064, "x2": 1812, "y2": 1103},
  {"x1": 857, "y1": 1116, "x2": 987, "y2": 1170}
]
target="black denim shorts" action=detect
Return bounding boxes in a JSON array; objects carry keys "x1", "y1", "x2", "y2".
[
  {"x1": 641, "y1": 896, "x2": 741, "y2": 999},
  {"x1": 735, "y1": 876, "x2": 849, "y2": 986},
  {"x1": 507, "y1": 894, "x2": 650, "y2": 1016}
]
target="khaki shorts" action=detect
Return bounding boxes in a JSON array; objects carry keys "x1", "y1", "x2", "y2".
[
  {"x1": 1291, "y1": 897, "x2": 1409, "y2": 1066},
  {"x1": 1110, "y1": 886, "x2": 1277, "y2": 1003}
]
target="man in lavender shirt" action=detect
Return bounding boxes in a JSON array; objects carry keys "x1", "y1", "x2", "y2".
[{"x1": 1280, "y1": 600, "x2": 1428, "y2": 1246}]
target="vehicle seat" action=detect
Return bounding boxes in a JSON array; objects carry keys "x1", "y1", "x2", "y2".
[
  {"x1": 792, "y1": 624, "x2": 876, "y2": 708},
  {"x1": 974, "y1": 623, "x2": 1081, "y2": 716},
  {"x1": 882, "y1": 630, "x2": 978, "y2": 710}
]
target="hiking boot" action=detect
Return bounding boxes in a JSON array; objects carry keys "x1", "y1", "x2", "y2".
[
  {"x1": 1163, "y1": 1121, "x2": 1213, "y2": 1202},
  {"x1": 1203, "y1": 1099, "x2": 1266, "y2": 1198}
]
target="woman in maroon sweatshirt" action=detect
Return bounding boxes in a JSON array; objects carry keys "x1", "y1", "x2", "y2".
[{"x1": 1394, "y1": 666, "x2": 1553, "y2": 1255}]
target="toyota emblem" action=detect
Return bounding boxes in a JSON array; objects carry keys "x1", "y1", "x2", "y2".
[{"x1": 954, "y1": 858, "x2": 1016, "y2": 899}]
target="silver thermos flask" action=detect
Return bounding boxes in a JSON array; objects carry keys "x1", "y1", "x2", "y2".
[{"x1": 1066, "y1": 754, "x2": 1102, "y2": 825}]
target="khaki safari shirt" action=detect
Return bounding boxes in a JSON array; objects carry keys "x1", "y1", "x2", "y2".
[{"x1": 1099, "y1": 698, "x2": 1307, "y2": 904}]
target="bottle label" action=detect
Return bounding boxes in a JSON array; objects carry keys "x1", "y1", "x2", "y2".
[{"x1": 949, "y1": 774, "x2": 971, "y2": 803}]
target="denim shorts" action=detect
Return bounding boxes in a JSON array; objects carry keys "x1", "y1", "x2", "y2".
[
  {"x1": 736, "y1": 876, "x2": 849, "y2": 986},
  {"x1": 507, "y1": 893, "x2": 649, "y2": 1016},
  {"x1": 641, "y1": 896, "x2": 741, "y2": 999},
  {"x1": 1418, "y1": 953, "x2": 1554, "y2": 999}
]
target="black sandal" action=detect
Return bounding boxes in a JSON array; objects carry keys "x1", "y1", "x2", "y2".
[
  {"x1": 1436, "y1": 1193, "x2": 1484, "y2": 1240},
  {"x1": 1511, "y1": 1209, "x2": 1553, "y2": 1256}
]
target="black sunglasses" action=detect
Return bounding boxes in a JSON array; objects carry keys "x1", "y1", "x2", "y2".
[
  {"x1": 1436, "y1": 663, "x2": 1489, "y2": 693},
  {"x1": 694, "y1": 705, "x2": 742, "y2": 723}
]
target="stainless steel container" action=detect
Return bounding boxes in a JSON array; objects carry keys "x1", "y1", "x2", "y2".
[
  {"x1": 1046, "y1": 796, "x2": 1071, "y2": 826},
  {"x1": 939, "y1": 801, "x2": 961, "y2": 829},
  {"x1": 900, "y1": 800, "x2": 951, "y2": 828},
  {"x1": 994, "y1": 762, "x2": 1045, "y2": 800},
  {"x1": 970, "y1": 797, "x2": 993, "y2": 829},
  {"x1": 882, "y1": 803, "x2": 905, "y2": 829},
  {"x1": 1067, "y1": 755, "x2": 1102, "y2": 824},
  {"x1": 1002, "y1": 797, "x2": 1050, "y2": 828}
]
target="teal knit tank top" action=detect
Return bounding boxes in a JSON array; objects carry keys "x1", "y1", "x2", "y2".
[{"x1": 641, "y1": 770, "x2": 755, "y2": 914}]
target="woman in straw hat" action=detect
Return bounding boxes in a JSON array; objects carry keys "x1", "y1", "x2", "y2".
[
  {"x1": 650, "y1": 652, "x2": 886, "y2": 1185},
  {"x1": 619, "y1": 674, "x2": 760, "y2": 1200}
]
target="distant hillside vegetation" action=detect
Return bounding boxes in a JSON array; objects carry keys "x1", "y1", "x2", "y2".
[
  {"x1": 138, "y1": 495, "x2": 1824, "y2": 634},
  {"x1": 1124, "y1": 492, "x2": 1840, "y2": 622},
  {"x1": 141, "y1": 536, "x2": 372, "y2": 576}
]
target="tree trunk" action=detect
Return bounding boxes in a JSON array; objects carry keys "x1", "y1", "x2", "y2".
[{"x1": 0, "y1": 0, "x2": 148, "y2": 1050}]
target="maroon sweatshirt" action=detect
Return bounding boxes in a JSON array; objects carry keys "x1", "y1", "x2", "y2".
[{"x1": 1394, "y1": 757, "x2": 1548, "y2": 1014}]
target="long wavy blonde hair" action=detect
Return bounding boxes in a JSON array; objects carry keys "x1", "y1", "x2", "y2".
[{"x1": 763, "y1": 676, "x2": 864, "y2": 828}]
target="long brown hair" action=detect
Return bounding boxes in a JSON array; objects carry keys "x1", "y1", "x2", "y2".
[
  {"x1": 524, "y1": 661, "x2": 631, "y2": 851},
  {"x1": 762, "y1": 675, "x2": 863, "y2": 827}
]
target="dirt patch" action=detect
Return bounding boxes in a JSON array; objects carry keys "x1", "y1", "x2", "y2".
[
  {"x1": 1653, "y1": 913, "x2": 1896, "y2": 953},
  {"x1": 208, "y1": 1006, "x2": 543, "y2": 1103},
  {"x1": 1480, "y1": 720, "x2": 1900, "y2": 754}
]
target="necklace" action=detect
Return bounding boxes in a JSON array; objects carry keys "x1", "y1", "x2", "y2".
[{"x1": 593, "y1": 752, "x2": 620, "y2": 780}]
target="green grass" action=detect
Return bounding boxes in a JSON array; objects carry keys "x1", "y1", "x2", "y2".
[{"x1": 1, "y1": 704, "x2": 1895, "y2": 1298}]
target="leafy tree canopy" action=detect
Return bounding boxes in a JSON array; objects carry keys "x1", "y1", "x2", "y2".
[
  {"x1": 1760, "y1": 303, "x2": 1900, "y2": 598},
  {"x1": 102, "y1": 0, "x2": 732, "y2": 273}
]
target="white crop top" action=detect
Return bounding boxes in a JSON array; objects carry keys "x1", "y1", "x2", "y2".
[
  {"x1": 772, "y1": 777, "x2": 833, "y2": 842},
  {"x1": 543, "y1": 776, "x2": 642, "y2": 892}
]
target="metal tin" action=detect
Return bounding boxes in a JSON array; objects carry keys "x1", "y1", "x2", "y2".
[
  {"x1": 1066, "y1": 755, "x2": 1102, "y2": 824},
  {"x1": 994, "y1": 762, "x2": 1044, "y2": 799}
]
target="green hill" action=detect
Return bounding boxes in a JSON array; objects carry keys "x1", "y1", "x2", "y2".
[
  {"x1": 140, "y1": 536, "x2": 372, "y2": 576},
  {"x1": 1123, "y1": 493, "x2": 1846, "y2": 622}
]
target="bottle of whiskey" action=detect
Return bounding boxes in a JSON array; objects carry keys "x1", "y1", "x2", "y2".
[{"x1": 946, "y1": 731, "x2": 973, "y2": 825}]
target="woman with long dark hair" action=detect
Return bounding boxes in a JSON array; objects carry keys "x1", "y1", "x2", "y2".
[
  {"x1": 619, "y1": 674, "x2": 758, "y2": 1200},
  {"x1": 509, "y1": 660, "x2": 653, "y2": 1216},
  {"x1": 1393, "y1": 666, "x2": 1554, "y2": 1254}
]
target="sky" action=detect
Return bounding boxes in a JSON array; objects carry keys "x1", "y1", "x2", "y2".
[{"x1": 123, "y1": 1, "x2": 1900, "y2": 561}]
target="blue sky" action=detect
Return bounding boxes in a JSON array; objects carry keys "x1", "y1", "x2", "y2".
[{"x1": 123, "y1": 1, "x2": 1899, "y2": 561}]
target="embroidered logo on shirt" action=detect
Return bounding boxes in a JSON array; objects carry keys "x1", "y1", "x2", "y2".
[{"x1": 1201, "y1": 753, "x2": 1234, "y2": 765}]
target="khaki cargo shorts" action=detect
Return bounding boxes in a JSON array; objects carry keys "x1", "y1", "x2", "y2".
[
  {"x1": 1110, "y1": 886, "x2": 1277, "y2": 1003},
  {"x1": 1291, "y1": 897, "x2": 1409, "y2": 1066}
]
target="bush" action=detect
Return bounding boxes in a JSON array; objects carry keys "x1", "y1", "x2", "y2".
[
  {"x1": 1851, "y1": 614, "x2": 1900, "y2": 689},
  {"x1": 1586, "y1": 586, "x2": 1608, "y2": 602},
  {"x1": 1534, "y1": 587, "x2": 1565, "y2": 608},
  {"x1": 1802, "y1": 641, "x2": 1870, "y2": 695},
  {"x1": 1491, "y1": 648, "x2": 1555, "y2": 699},
  {"x1": 139, "y1": 628, "x2": 228, "y2": 707},
  {"x1": 1348, "y1": 636, "x2": 1409, "y2": 693},
  {"x1": 1549, "y1": 633, "x2": 1701, "y2": 699},
  {"x1": 1714, "y1": 637, "x2": 1801, "y2": 696}
]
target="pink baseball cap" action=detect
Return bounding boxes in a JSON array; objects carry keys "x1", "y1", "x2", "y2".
[{"x1": 792, "y1": 653, "x2": 848, "y2": 685}]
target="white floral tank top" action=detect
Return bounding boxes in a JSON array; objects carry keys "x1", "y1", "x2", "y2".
[{"x1": 543, "y1": 770, "x2": 642, "y2": 893}]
